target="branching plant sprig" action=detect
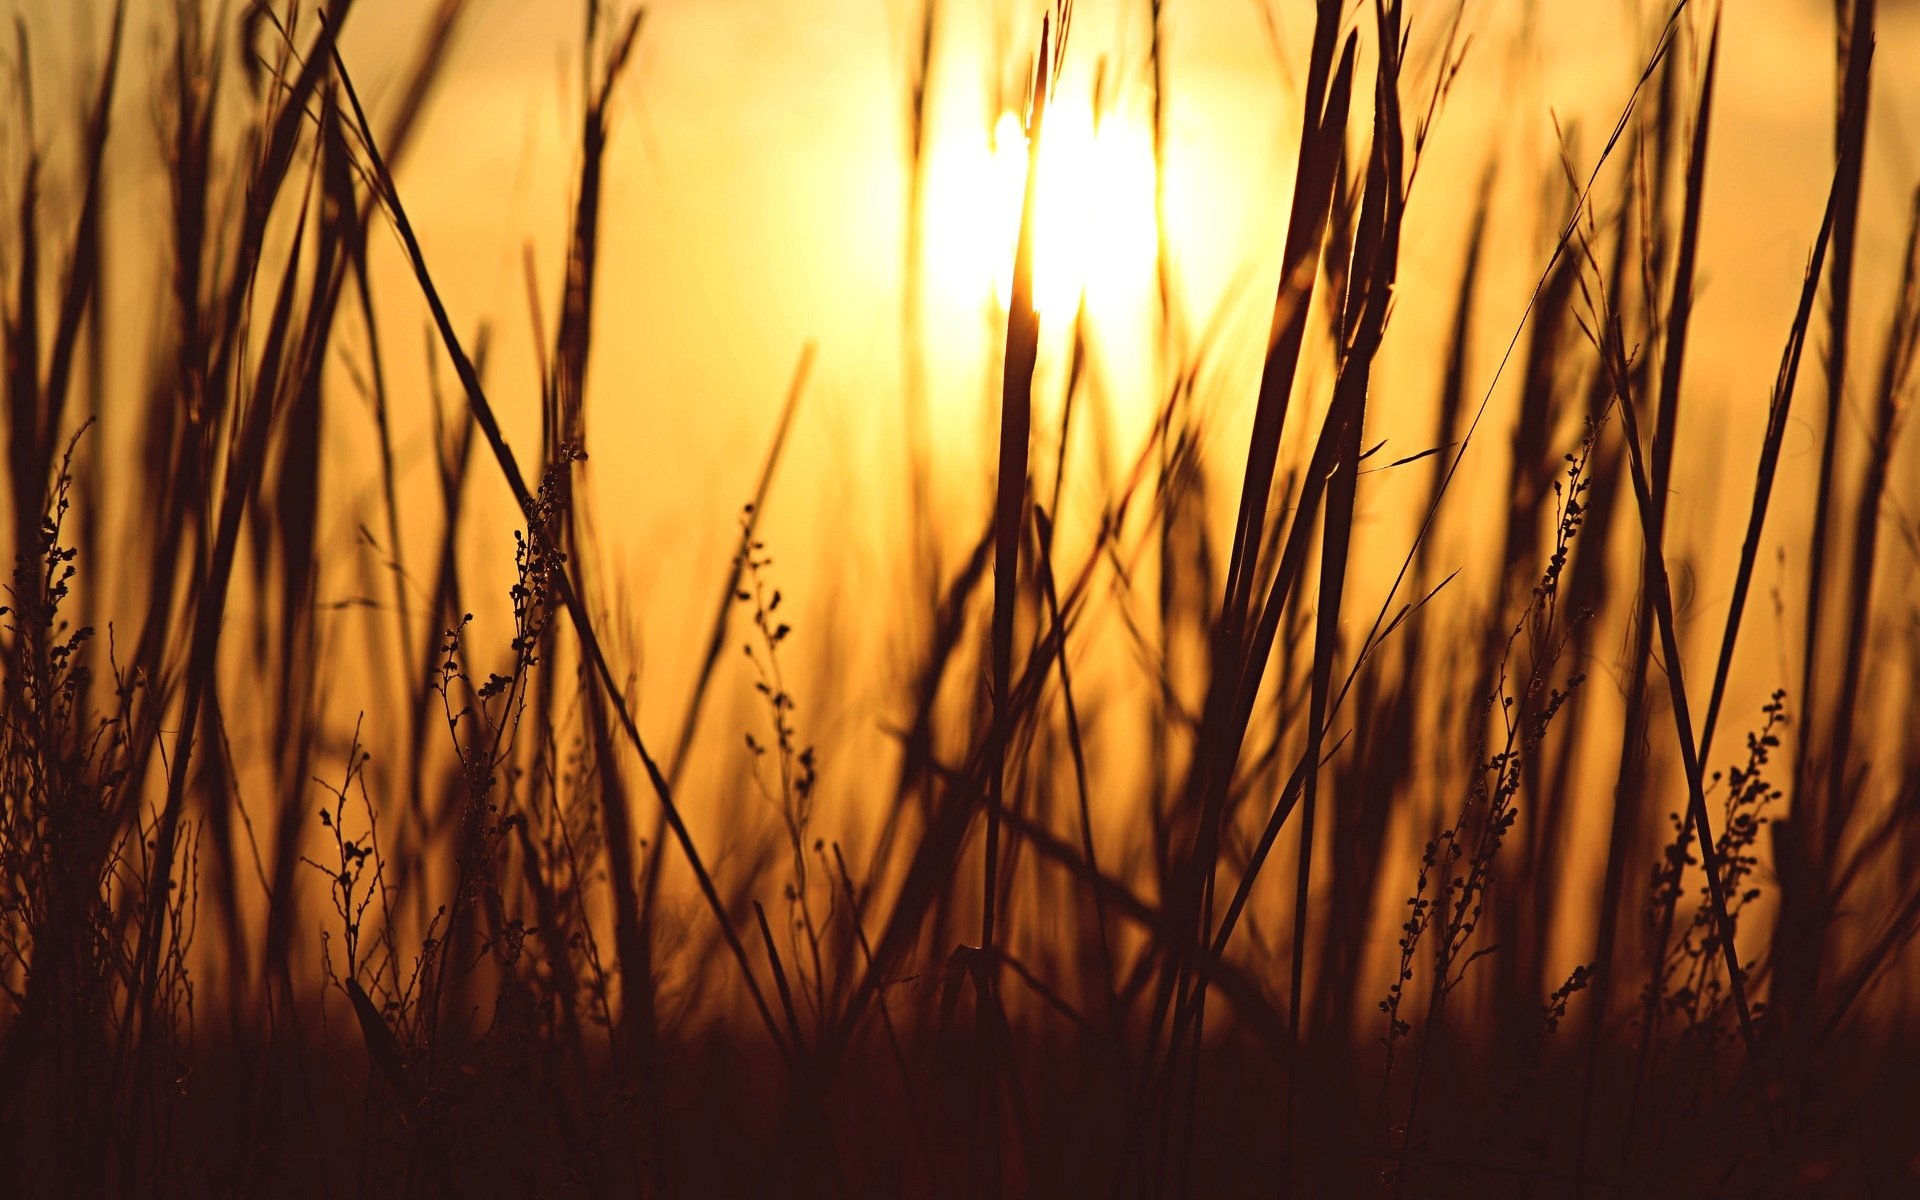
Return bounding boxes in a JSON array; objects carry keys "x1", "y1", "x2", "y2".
[
  {"x1": 1647, "y1": 691, "x2": 1787, "y2": 1039},
  {"x1": 436, "y1": 452, "x2": 578, "y2": 806},
  {"x1": 1382, "y1": 420, "x2": 1599, "y2": 1159},
  {"x1": 417, "y1": 451, "x2": 579, "y2": 1050},
  {"x1": 738, "y1": 508, "x2": 826, "y2": 1018},
  {"x1": 0, "y1": 427, "x2": 138, "y2": 1031},
  {"x1": 303, "y1": 716, "x2": 390, "y2": 989}
]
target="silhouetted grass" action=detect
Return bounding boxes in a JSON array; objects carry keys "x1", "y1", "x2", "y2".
[{"x1": 3, "y1": 0, "x2": 1920, "y2": 1196}]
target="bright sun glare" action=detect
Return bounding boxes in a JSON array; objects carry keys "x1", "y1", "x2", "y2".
[{"x1": 925, "y1": 103, "x2": 1160, "y2": 318}]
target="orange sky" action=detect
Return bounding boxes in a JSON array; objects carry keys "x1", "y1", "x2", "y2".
[{"x1": 7, "y1": 0, "x2": 1920, "y2": 870}]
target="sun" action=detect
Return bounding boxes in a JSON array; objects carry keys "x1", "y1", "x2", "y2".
[{"x1": 923, "y1": 100, "x2": 1160, "y2": 319}]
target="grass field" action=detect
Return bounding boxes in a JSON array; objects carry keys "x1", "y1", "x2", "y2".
[{"x1": 2, "y1": 0, "x2": 1919, "y2": 1195}]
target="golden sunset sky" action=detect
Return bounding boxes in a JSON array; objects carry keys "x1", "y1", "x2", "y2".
[{"x1": 9, "y1": 0, "x2": 1919, "y2": 842}]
